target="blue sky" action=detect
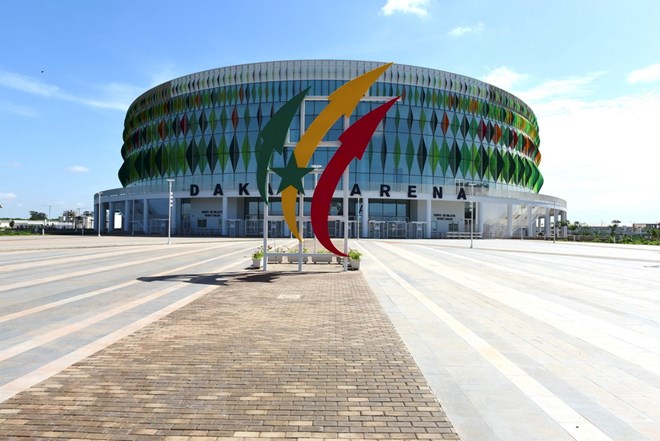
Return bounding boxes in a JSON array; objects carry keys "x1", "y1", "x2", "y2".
[{"x1": 1, "y1": 0, "x2": 659, "y2": 225}]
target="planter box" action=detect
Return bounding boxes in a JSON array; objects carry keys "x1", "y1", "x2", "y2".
[
  {"x1": 349, "y1": 258, "x2": 360, "y2": 270},
  {"x1": 267, "y1": 255, "x2": 282, "y2": 263},
  {"x1": 286, "y1": 255, "x2": 306, "y2": 264},
  {"x1": 252, "y1": 258, "x2": 262, "y2": 268},
  {"x1": 312, "y1": 254, "x2": 333, "y2": 264}
]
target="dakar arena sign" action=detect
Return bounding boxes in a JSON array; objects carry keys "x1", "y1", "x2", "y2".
[{"x1": 254, "y1": 63, "x2": 398, "y2": 257}]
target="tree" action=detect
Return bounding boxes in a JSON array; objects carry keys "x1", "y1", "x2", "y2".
[
  {"x1": 645, "y1": 226, "x2": 660, "y2": 242},
  {"x1": 610, "y1": 220, "x2": 621, "y2": 242},
  {"x1": 62, "y1": 210, "x2": 77, "y2": 228},
  {"x1": 29, "y1": 211, "x2": 47, "y2": 220},
  {"x1": 568, "y1": 221, "x2": 581, "y2": 232}
]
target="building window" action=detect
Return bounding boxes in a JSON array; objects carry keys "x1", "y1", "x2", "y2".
[
  {"x1": 197, "y1": 219, "x2": 207, "y2": 228},
  {"x1": 368, "y1": 200, "x2": 410, "y2": 221}
]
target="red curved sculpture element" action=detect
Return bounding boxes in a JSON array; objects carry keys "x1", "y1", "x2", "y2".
[{"x1": 311, "y1": 97, "x2": 399, "y2": 256}]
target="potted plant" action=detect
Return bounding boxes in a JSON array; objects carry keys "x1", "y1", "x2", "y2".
[
  {"x1": 348, "y1": 248, "x2": 361, "y2": 270},
  {"x1": 268, "y1": 246, "x2": 283, "y2": 263},
  {"x1": 286, "y1": 247, "x2": 307, "y2": 264},
  {"x1": 251, "y1": 247, "x2": 264, "y2": 268}
]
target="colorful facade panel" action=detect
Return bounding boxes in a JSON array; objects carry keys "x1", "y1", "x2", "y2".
[{"x1": 118, "y1": 61, "x2": 543, "y2": 193}]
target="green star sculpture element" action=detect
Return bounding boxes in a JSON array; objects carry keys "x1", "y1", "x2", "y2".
[{"x1": 272, "y1": 157, "x2": 314, "y2": 195}]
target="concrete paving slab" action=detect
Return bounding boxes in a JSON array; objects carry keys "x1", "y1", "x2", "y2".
[
  {"x1": 2, "y1": 236, "x2": 659, "y2": 440},
  {"x1": 0, "y1": 248, "x2": 459, "y2": 440},
  {"x1": 359, "y1": 239, "x2": 660, "y2": 441}
]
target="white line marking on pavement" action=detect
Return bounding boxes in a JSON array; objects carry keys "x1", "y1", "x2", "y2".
[
  {"x1": 403, "y1": 243, "x2": 660, "y2": 376},
  {"x1": 0, "y1": 284, "x2": 183, "y2": 362},
  {"x1": 423, "y1": 244, "x2": 660, "y2": 320},
  {"x1": 0, "y1": 243, "x2": 235, "y2": 293},
  {"x1": 361, "y1": 245, "x2": 614, "y2": 441},
  {"x1": 0, "y1": 249, "x2": 103, "y2": 266},
  {"x1": 0, "y1": 260, "x2": 242, "y2": 403},
  {"x1": 0, "y1": 244, "x2": 252, "y2": 324},
  {"x1": 0, "y1": 246, "x2": 251, "y2": 362},
  {"x1": 0, "y1": 244, "x2": 175, "y2": 273}
]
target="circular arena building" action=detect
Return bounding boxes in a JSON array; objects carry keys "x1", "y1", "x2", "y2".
[{"x1": 95, "y1": 60, "x2": 567, "y2": 239}]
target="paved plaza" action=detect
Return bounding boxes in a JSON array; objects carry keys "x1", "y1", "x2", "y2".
[
  {"x1": 0, "y1": 236, "x2": 659, "y2": 440},
  {"x1": 360, "y1": 239, "x2": 660, "y2": 441}
]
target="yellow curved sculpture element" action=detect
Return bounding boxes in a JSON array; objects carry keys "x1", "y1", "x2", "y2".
[{"x1": 282, "y1": 63, "x2": 393, "y2": 240}]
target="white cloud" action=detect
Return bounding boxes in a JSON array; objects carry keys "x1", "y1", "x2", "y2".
[
  {"x1": 0, "y1": 192, "x2": 18, "y2": 200},
  {"x1": 149, "y1": 65, "x2": 184, "y2": 87},
  {"x1": 482, "y1": 66, "x2": 529, "y2": 91},
  {"x1": 0, "y1": 70, "x2": 60, "y2": 97},
  {"x1": 449, "y1": 22, "x2": 484, "y2": 37},
  {"x1": 3, "y1": 162, "x2": 22, "y2": 169},
  {"x1": 68, "y1": 165, "x2": 91, "y2": 173},
  {"x1": 0, "y1": 68, "x2": 136, "y2": 111},
  {"x1": 482, "y1": 67, "x2": 606, "y2": 111},
  {"x1": 82, "y1": 82, "x2": 143, "y2": 111},
  {"x1": 381, "y1": 0, "x2": 429, "y2": 17},
  {"x1": 520, "y1": 71, "x2": 606, "y2": 104},
  {"x1": 536, "y1": 91, "x2": 660, "y2": 224},
  {"x1": 627, "y1": 63, "x2": 660, "y2": 84},
  {"x1": 481, "y1": 66, "x2": 659, "y2": 223},
  {"x1": 0, "y1": 99, "x2": 38, "y2": 117}
]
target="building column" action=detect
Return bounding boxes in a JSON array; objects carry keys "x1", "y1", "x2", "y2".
[
  {"x1": 108, "y1": 202, "x2": 115, "y2": 232},
  {"x1": 527, "y1": 205, "x2": 534, "y2": 238},
  {"x1": 425, "y1": 199, "x2": 432, "y2": 239},
  {"x1": 362, "y1": 197, "x2": 369, "y2": 238},
  {"x1": 545, "y1": 209, "x2": 551, "y2": 238},
  {"x1": 506, "y1": 204, "x2": 513, "y2": 238},
  {"x1": 100, "y1": 203, "x2": 106, "y2": 233},
  {"x1": 222, "y1": 196, "x2": 228, "y2": 236},
  {"x1": 123, "y1": 200, "x2": 131, "y2": 233},
  {"x1": 94, "y1": 203, "x2": 99, "y2": 233},
  {"x1": 143, "y1": 199, "x2": 149, "y2": 234},
  {"x1": 477, "y1": 202, "x2": 484, "y2": 236}
]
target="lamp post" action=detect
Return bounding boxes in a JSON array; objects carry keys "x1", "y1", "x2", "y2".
[
  {"x1": 97, "y1": 191, "x2": 102, "y2": 237},
  {"x1": 356, "y1": 194, "x2": 361, "y2": 240},
  {"x1": 41, "y1": 204, "x2": 52, "y2": 234},
  {"x1": 167, "y1": 179, "x2": 174, "y2": 245},
  {"x1": 311, "y1": 165, "x2": 322, "y2": 253},
  {"x1": 311, "y1": 164, "x2": 322, "y2": 188},
  {"x1": 469, "y1": 184, "x2": 474, "y2": 249},
  {"x1": 262, "y1": 170, "x2": 272, "y2": 271},
  {"x1": 553, "y1": 201, "x2": 557, "y2": 243},
  {"x1": 76, "y1": 208, "x2": 91, "y2": 235}
]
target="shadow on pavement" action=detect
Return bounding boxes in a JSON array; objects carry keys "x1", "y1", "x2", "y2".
[{"x1": 137, "y1": 270, "x2": 286, "y2": 286}]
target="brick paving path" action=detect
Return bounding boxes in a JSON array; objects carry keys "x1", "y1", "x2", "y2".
[{"x1": 0, "y1": 271, "x2": 459, "y2": 440}]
